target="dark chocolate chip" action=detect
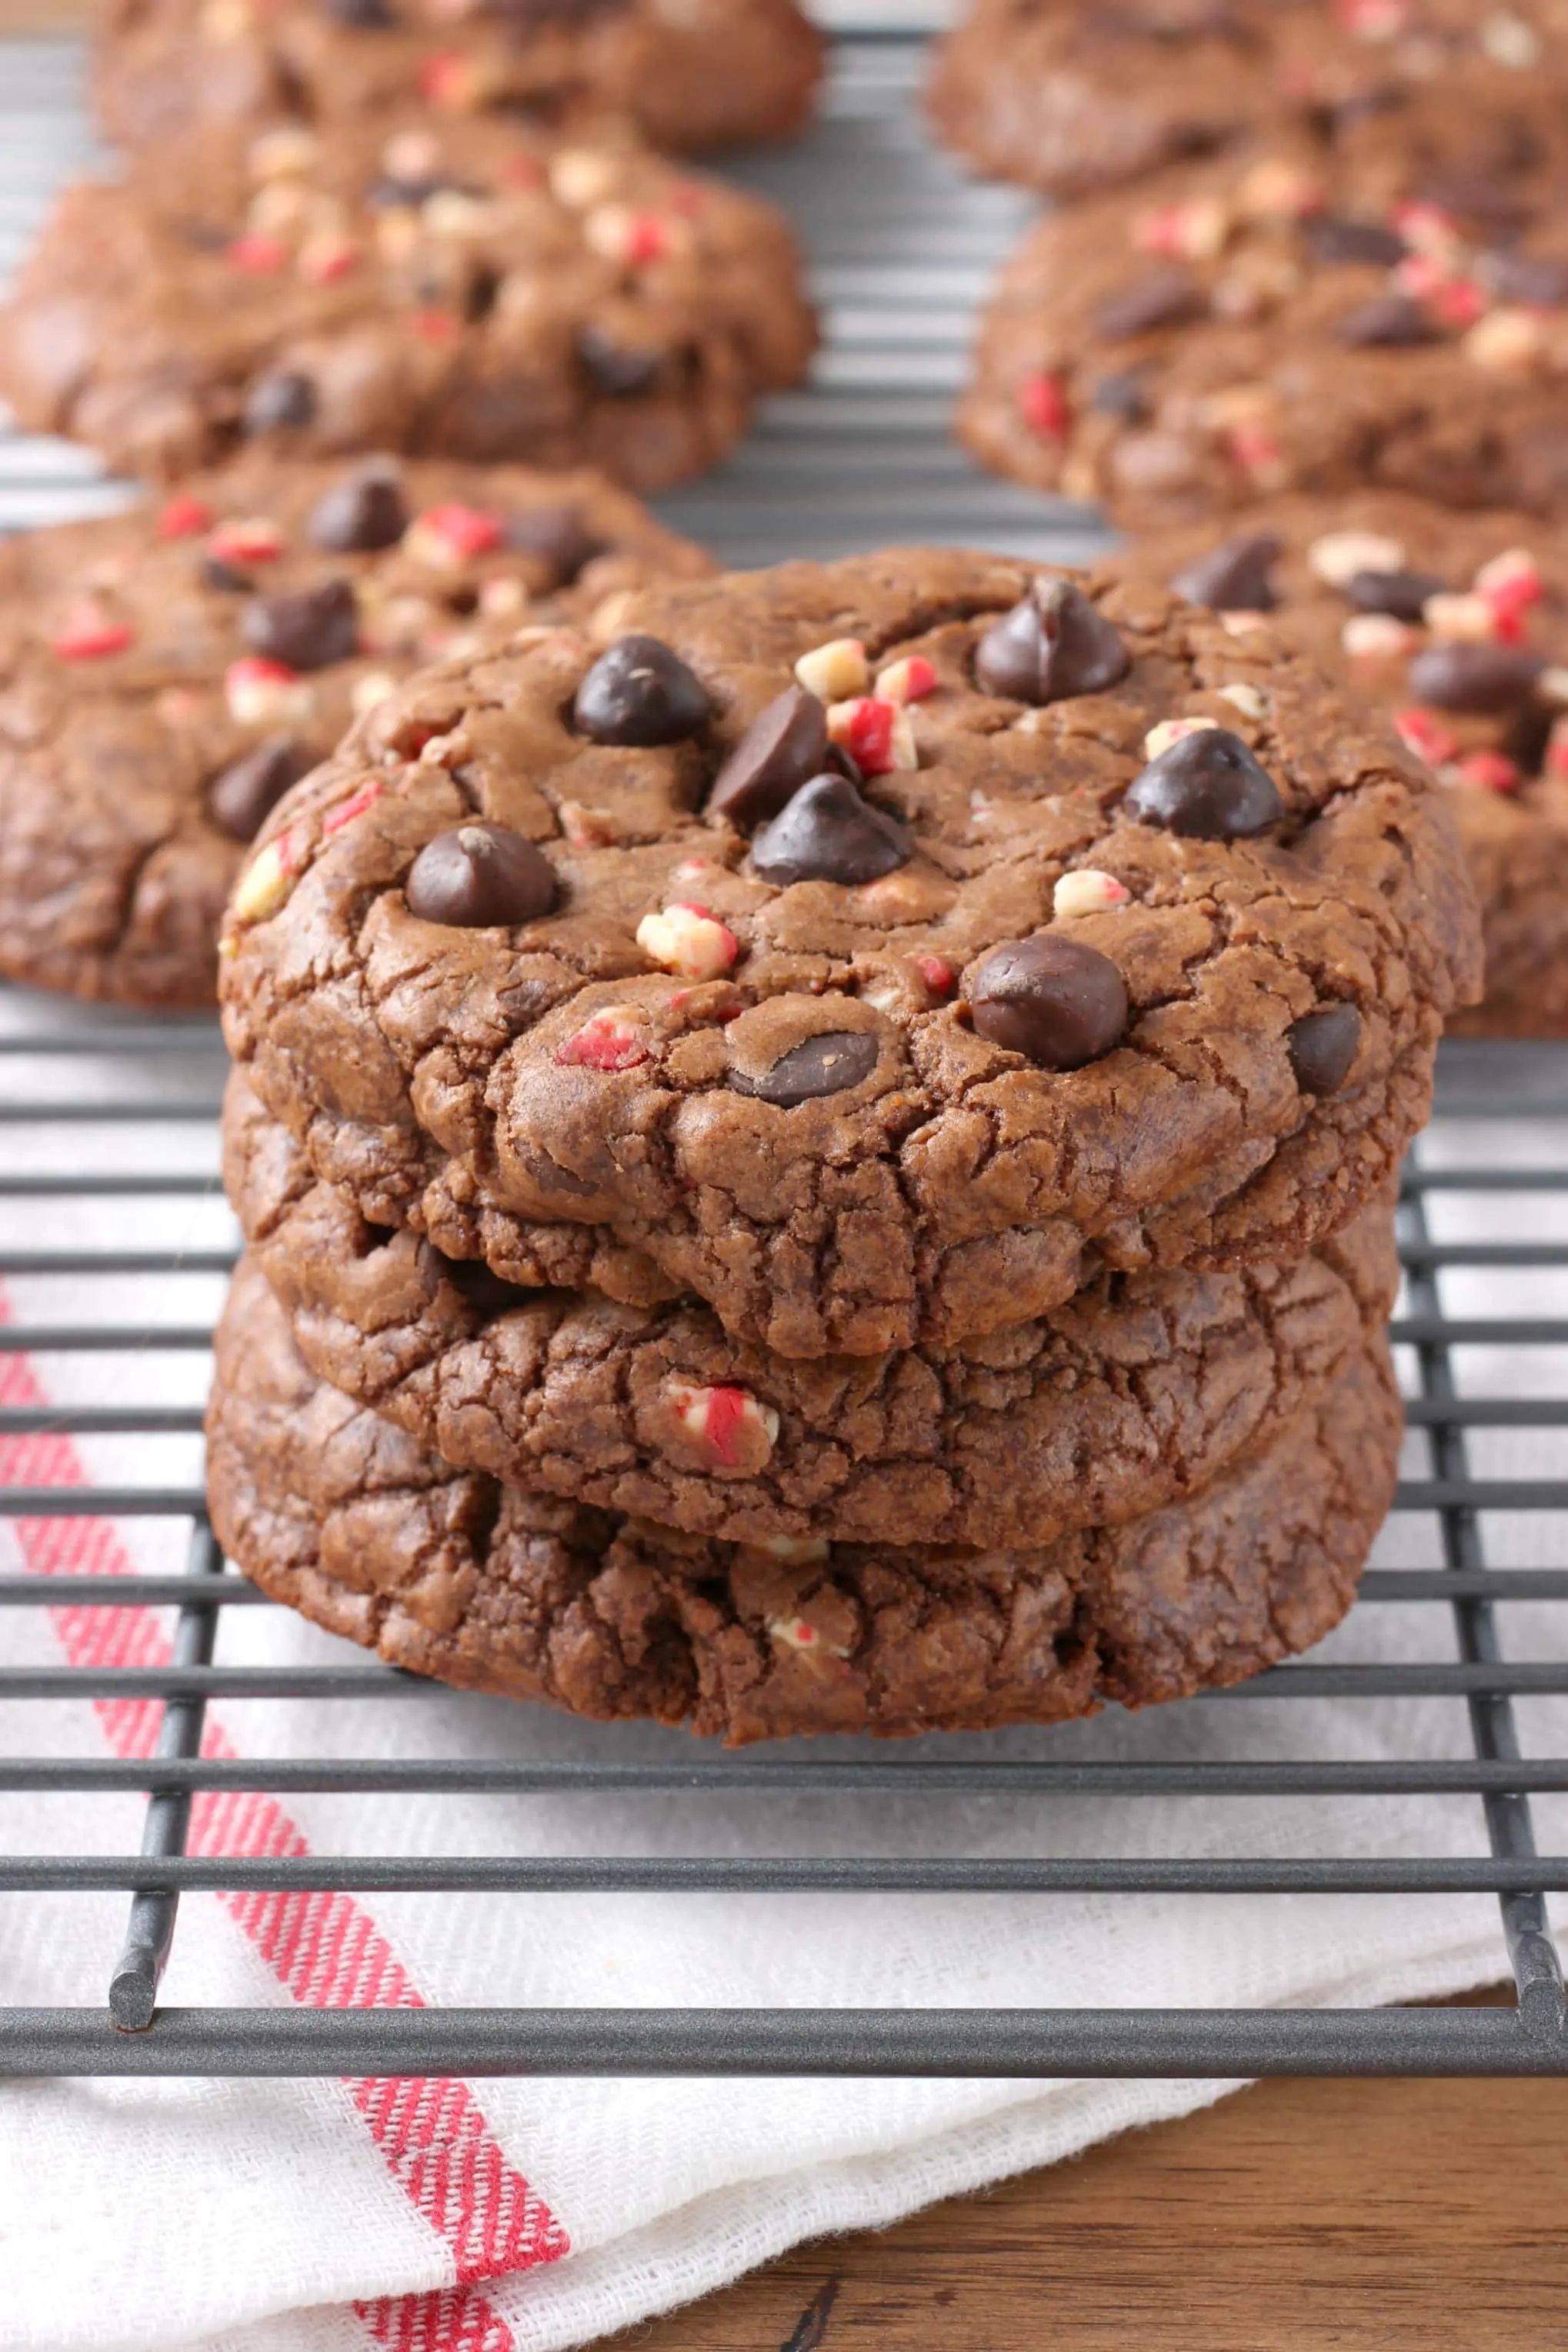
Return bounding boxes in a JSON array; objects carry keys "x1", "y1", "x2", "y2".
[
  {"x1": 573, "y1": 635, "x2": 709, "y2": 746},
  {"x1": 1286, "y1": 1004, "x2": 1362, "y2": 1096},
  {"x1": 1089, "y1": 370, "x2": 1150, "y2": 422},
  {"x1": 974, "y1": 575, "x2": 1131, "y2": 706},
  {"x1": 325, "y1": 0, "x2": 395, "y2": 23},
  {"x1": 1480, "y1": 249, "x2": 1568, "y2": 309},
  {"x1": 202, "y1": 556, "x2": 253, "y2": 595},
  {"x1": 578, "y1": 326, "x2": 663, "y2": 398},
  {"x1": 1406, "y1": 642, "x2": 1546, "y2": 713},
  {"x1": 241, "y1": 578, "x2": 359, "y2": 672},
  {"x1": 242, "y1": 370, "x2": 319, "y2": 432},
  {"x1": 1170, "y1": 532, "x2": 1281, "y2": 612},
  {"x1": 1419, "y1": 170, "x2": 1530, "y2": 233},
  {"x1": 729, "y1": 1029, "x2": 880, "y2": 1106},
  {"x1": 707, "y1": 687, "x2": 829, "y2": 829},
  {"x1": 1333, "y1": 294, "x2": 1443, "y2": 348},
  {"x1": 485, "y1": 0, "x2": 625, "y2": 23},
  {"x1": 969, "y1": 935, "x2": 1129, "y2": 1073},
  {"x1": 749, "y1": 774, "x2": 910, "y2": 887},
  {"x1": 1093, "y1": 267, "x2": 1205, "y2": 342},
  {"x1": 1306, "y1": 215, "x2": 1407, "y2": 268},
  {"x1": 307, "y1": 464, "x2": 409, "y2": 552},
  {"x1": 367, "y1": 172, "x2": 465, "y2": 209},
  {"x1": 1123, "y1": 726, "x2": 1284, "y2": 839},
  {"x1": 1345, "y1": 567, "x2": 1446, "y2": 622},
  {"x1": 206, "y1": 735, "x2": 315, "y2": 842},
  {"x1": 505, "y1": 505, "x2": 604, "y2": 584},
  {"x1": 405, "y1": 822, "x2": 557, "y2": 926}
]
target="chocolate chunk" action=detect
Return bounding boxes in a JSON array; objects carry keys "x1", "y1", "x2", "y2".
[
  {"x1": 1123, "y1": 727, "x2": 1284, "y2": 839},
  {"x1": 405, "y1": 823, "x2": 557, "y2": 926},
  {"x1": 1346, "y1": 567, "x2": 1446, "y2": 622},
  {"x1": 307, "y1": 464, "x2": 409, "y2": 553},
  {"x1": 707, "y1": 686, "x2": 829, "y2": 829},
  {"x1": 241, "y1": 578, "x2": 359, "y2": 672},
  {"x1": 1286, "y1": 1004, "x2": 1362, "y2": 1095},
  {"x1": 325, "y1": 0, "x2": 396, "y2": 22},
  {"x1": 578, "y1": 327, "x2": 663, "y2": 398},
  {"x1": 1306, "y1": 215, "x2": 1406, "y2": 269},
  {"x1": 1406, "y1": 642, "x2": 1546, "y2": 714},
  {"x1": 974, "y1": 575, "x2": 1130, "y2": 705},
  {"x1": 505, "y1": 505, "x2": 603, "y2": 584},
  {"x1": 1093, "y1": 267, "x2": 1205, "y2": 342},
  {"x1": 729, "y1": 1029, "x2": 880, "y2": 1106},
  {"x1": 574, "y1": 636, "x2": 709, "y2": 746},
  {"x1": 1170, "y1": 532, "x2": 1280, "y2": 612},
  {"x1": 1334, "y1": 295, "x2": 1442, "y2": 348},
  {"x1": 1089, "y1": 370, "x2": 1149, "y2": 422},
  {"x1": 1480, "y1": 250, "x2": 1568, "y2": 309},
  {"x1": 202, "y1": 556, "x2": 252, "y2": 595},
  {"x1": 749, "y1": 774, "x2": 911, "y2": 886},
  {"x1": 207, "y1": 736, "x2": 315, "y2": 842},
  {"x1": 969, "y1": 935, "x2": 1128, "y2": 1072},
  {"x1": 242, "y1": 370, "x2": 318, "y2": 433}
]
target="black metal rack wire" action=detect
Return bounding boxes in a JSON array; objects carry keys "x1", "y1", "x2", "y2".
[{"x1": 0, "y1": 22, "x2": 1566, "y2": 2079}]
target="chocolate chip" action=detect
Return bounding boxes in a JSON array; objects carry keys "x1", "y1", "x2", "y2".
[
  {"x1": 1093, "y1": 267, "x2": 1205, "y2": 342},
  {"x1": 307, "y1": 464, "x2": 409, "y2": 552},
  {"x1": 1306, "y1": 215, "x2": 1407, "y2": 268},
  {"x1": 1480, "y1": 250, "x2": 1568, "y2": 309},
  {"x1": 1406, "y1": 642, "x2": 1546, "y2": 713},
  {"x1": 578, "y1": 326, "x2": 663, "y2": 398},
  {"x1": 1089, "y1": 370, "x2": 1150, "y2": 422},
  {"x1": 1123, "y1": 727, "x2": 1283, "y2": 839},
  {"x1": 368, "y1": 172, "x2": 462, "y2": 209},
  {"x1": 729, "y1": 1029, "x2": 880, "y2": 1106},
  {"x1": 242, "y1": 370, "x2": 318, "y2": 432},
  {"x1": 749, "y1": 774, "x2": 910, "y2": 887},
  {"x1": 202, "y1": 556, "x2": 252, "y2": 595},
  {"x1": 974, "y1": 576, "x2": 1130, "y2": 706},
  {"x1": 1286, "y1": 1004, "x2": 1361, "y2": 1095},
  {"x1": 1334, "y1": 294, "x2": 1442, "y2": 348},
  {"x1": 707, "y1": 687, "x2": 829, "y2": 829},
  {"x1": 325, "y1": 0, "x2": 395, "y2": 22},
  {"x1": 1170, "y1": 532, "x2": 1280, "y2": 612},
  {"x1": 206, "y1": 735, "x2": 315, "y2": 841},
  {"x1": 573, "y1": 635, "x2": 709, "y2": 746},
  {"x1": 1345, "y1": 567, "x2": 1446, "y2": 622},
  {"x1": 405, "y1": 823, "x2": 557, "y2": 926},
  {"x1": 505, "y1": 505, "x2": 603, "y2": 584},
  {"x1": 241, "y1": 578, "x2": 359, "y2": 672},
  {"x1": 969, "y1": 935, "x2": 1128, "y2": 1072}
]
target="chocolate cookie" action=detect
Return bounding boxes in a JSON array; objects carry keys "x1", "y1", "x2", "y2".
[
  {"x1": 95, "y1": 0, "x2": 822, "y2": 158},
  {"x1": 225, "y1": 1066, "x2": 1397, "y2": 1546},
  {"x1": 0, "y1": 118, "x2": 816, "y2": 488},
  {"x1": 206, "y1": 1253, "x2": 1403, "y2": 1743},
  {"x1": 1124, "y1": 493, "x2": 1568, "y2": 1036},
  {"x1": 927, "y1": 0, "x2": 1568, "y2": 202},
  {"x1": 218, "y1": 549, "x2": 1480, "y2": 1359},
  {"x1": 0, "y1": 454, "x2": 708, "y2": 1008},
  {"x1": 958, "y1": 125, "x2": 1568, "y2": 525}
]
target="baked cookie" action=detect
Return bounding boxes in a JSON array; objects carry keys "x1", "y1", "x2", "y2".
[
  {"x1": 225, "y1": 1066, "x2": 1397, "y2": 1547},
  {"x1": 206, "y1": 1253, "x2": 1404, "y2": 1743},
  {"x1": 218, "y1": 549, "x2": 1480, "y2": 1357},
  {"x1": 1123, "y1": 496, "x2": 1568, "y2": 1036},
  {"x1": 926, "y1": 0, "x2": 1568, "y2": 202},
  {"x1": 958, "y1": 125, "x2": 1568, "y2": 525},
  {"x1": 95, "y1": 0, "x2": 822, "y2": 158},
  {"x1": 0, "y1": 454, "x2": 708, "y2": 1008},
  {"x1": 0, "y1": 118, "x2": 816, "y2": 488}
]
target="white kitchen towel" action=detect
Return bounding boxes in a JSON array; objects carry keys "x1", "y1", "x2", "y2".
[{"x1": 0, "y1": 989, "x2": 1565, "y2": 2352}]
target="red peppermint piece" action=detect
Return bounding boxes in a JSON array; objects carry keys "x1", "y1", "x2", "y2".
[
  {"x1": 502, "y1": 154, "x2": 547, "y2": 188},
  {"x1": 418, "y1": 53, "x2": 469, "y2": 104},
  {"x1": 1547, "y1": 720, "x2": 1568, "y2": 779},
  {"x1": 666, "y1": 1379, "x2": 779, "y2": 1471},
  {"x1": 52, "y1": 602, "x2": 135, "y2": 660},
  {"x1": 412, "y1": 502, "x2": 506, "y2": 560},
  {"x1": 555, "y1": 1011, "x2": 650, "y2": 1072},
  {"x1": 828, "y1": 696, "x2": 896, "y2": 775},
  {"x1": 1454, "y1": 749, "x2": 1520, "y2": 792},
  {"x1": 1430, "y1": 277, "x2": 1485, "y2": 329},
  {"x1": 1393, "y1": 707, "x2": 1460, "y2": 766},
  {"x1": 914, "y1": 955, "x2": 956, "y2": 998},
  {"x1": 226, "y1": 233, "x2": 288, "y2": 273},
  {"x1": 1019, "y1": 371, "x2": 1070, "y2": 439},
  {"x1": 322, "y1": 780, "x2": 384, "y2": 837},
  {"x1": 411, "y1": 310, "x2": 461, "y2": 346},
  {"x1": 155, "y1": 494, "x2": 215, "y2": 541},
  {"x1": 208, "y1": 517, "x2": 286, "y2": 566}
]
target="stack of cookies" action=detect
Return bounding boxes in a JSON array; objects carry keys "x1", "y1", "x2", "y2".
[
  {"x1": 205, "y1": 552, "x2": 1480, "y2": 1740},
  {"x1": 933, "y1": 0, "x2": 1568, "y2": 1033}
]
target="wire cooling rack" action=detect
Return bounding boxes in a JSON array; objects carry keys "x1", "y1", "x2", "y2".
[{"x1": 1, "y1": 20, "x2": 1566, "y2": 2079}]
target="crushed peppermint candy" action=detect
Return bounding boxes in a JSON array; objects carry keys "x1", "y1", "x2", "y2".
[
  {"x1": 208, "y1": 516, "x2": 285, "y2": 567},
  {"x1": 1394, "y1": 708, "x2": 1461, "y2": 766},
  {"x1": 584, "y1": 206, "x2": 679, "y2": 266},
  {"x1": 404, "y1": 503, "x2": 506, "y2": 566},
  {"x1": 875, "y1": 656, "x2": 937, "y2": 705},
  {"x1": 51, "y1": 601, "x2": 135, "y2": 660},
  {"x1": 1452, "y1": 749, "x2": 1520, "y2": 792},
  {"x1": 826, "y1": 696, "x2": 916, "y2": 775},
  {"x1": 225, "y1": 233, "x2": 287, "y2": 273},
  {"x1": 664, "y1": 1377, "x2": 779, "y2": 1472},
  {"x1": 794, "y1": 638, "x2": 868, "y2": 702},
  {"x1": 225, "y1": 656, "x2": 315, "y2": 727},
  {"x1": 636, "y1": 902, "x2": 739, "y2": 981},
  {"x1": 232, "y1": 829, "x2": 302, "y2": 925},
  {"x1": 1309, "y1": 530, "x2": 1406, "y2": 588},
  {"x1": 1053, "y1": 869, "x2": 1129, "y2": 919},
  {"x1": 155, "y1": 494, "x2": 215, "y2": 541},
  {"x1": 1143, "y1": 714, "x2": 1219, "y2": 760},
  {"x1": 555, "y1": 1010, "x2": 650, "y2": 1071},
  {"x1": 1019, "y1": 370, "x2": 1070, "y2": 439},
  {"x1": 321, "y1": 780, "x2": 383, "y2": 836}
]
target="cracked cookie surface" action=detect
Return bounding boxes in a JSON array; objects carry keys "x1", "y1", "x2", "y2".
[
  {"x1": 1125, "y1": 492, "x2": 1568, "y2": 1036},
  {"x1": 226, "y1": 1069, "x2": 1397, "y2": 1546},
  {"x1": 0, "y1": 116, "x2": 815, "y2": 488},
  {"x1": 219, "y1": 548, "x2": 1480, "y2": 1359},
  {"x1": 959, "y1": 122, "x2": 1568, "y2": 526},
  {"x1": 207, "y1": 1253, "x2": 1403, "y2": 1743},
  {"x1": 0, "y1": 453, "x2": 706, "y2": 1007}
]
